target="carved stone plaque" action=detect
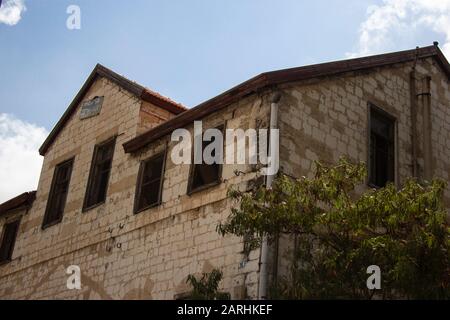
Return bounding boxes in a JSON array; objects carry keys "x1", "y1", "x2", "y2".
[{"x1": 80, "y1": 96, "x2": 104, "y2": 120}]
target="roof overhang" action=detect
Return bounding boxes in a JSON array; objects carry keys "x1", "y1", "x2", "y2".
[
  {"x1": 122, "y1": 45, "x2": 450, "y2": 154},
  {"x1": 0, "y1": 191, "x2": 36, "y2": 217}
]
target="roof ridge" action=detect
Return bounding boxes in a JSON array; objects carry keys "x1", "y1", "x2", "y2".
[
  {"x1": 96, "y1": 63, "x2": 187, "y2": 111},
  {"x1": 143, "y1": 87, "x2": 188, "y2": 111}
]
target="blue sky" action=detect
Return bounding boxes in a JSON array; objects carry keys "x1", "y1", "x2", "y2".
[
  {"x1": 0, "y1": 0, "x2": 449, "y2": 201},
  {"x1": 3, "y1": 0, "x2": 448, "y2": 130},
  {"x1": 1, "y1": 0, "x2": 373, "y2": 129}
]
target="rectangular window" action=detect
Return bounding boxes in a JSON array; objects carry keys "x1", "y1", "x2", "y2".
[
  {"x1": 369, "y1": 105, "x2": 395, "y2": 188},
  {"x1": 83, "y1": 137, "x2": 116, "y2": 211},
  {"x1": 42, "y1": 158, "x2": 74, "y2": 228},
  {"x1": 188, "y1": 126, "x2": 223, "y2": 194},
  {"x1": 134, "y1": 152, "x2": 166, "y2": 213},
  {"x1": 0, "y1": 220, "x2": 20, "y2": 264}
]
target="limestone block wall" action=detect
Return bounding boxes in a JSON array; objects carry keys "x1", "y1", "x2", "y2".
[
  {"x1": 137, "y1": 101, "x2": 176, "y2": 135},
  {"x1": 417, "y1": 58, "x2": 450, "y2": 204},
  {"x1": 0, "y1": 78, "x2": 271, "y2": 299},
  {"x1": 275, "y1": 57, "x2": 450, "y2": 280},
  {"x1": 1, "y1": 57, "x2": 447, "y2": 300},
  {"x1": 0, "y1": 75, "x2": 167, "y2": 299}
]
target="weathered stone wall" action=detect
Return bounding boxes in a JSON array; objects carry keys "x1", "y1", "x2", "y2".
[
  {"x1": 417, "y1": 58, "x2": 450, "y2": 204},
  {"x1": 0, "y1": 74, "x2": 271, "y2": 299},
  {"x1": 278, "y1": 57, "x2": 450, "y2": 204},
  {"x1": 1, "y1": 56, "x2": 448, "y2": 300},
  {"x1": 137, "y1": 101, "x2": 176, "y2": 135},
  {"x1": 275, "y1": 57, "x2": 450, "y2": 280}
]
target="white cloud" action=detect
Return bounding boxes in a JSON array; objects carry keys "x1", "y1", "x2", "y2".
[
  {"x1": 348, "y1": 0, "x2": 450, "y2": 58},
  {"x1": 0, "y1": 0, "x2": 26, "y2": 26},
  {"x1": 0, "y1": 114, "x2": 47, "y2": 203}
]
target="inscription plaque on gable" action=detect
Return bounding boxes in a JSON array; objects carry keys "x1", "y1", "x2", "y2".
[{"x1": 80, "y1": 96, "x2": 104, "y2": 120}]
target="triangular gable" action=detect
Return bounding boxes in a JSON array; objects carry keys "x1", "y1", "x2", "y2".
[{"x1": 39, "y1": 64, "x2": 187, "y2": 156}]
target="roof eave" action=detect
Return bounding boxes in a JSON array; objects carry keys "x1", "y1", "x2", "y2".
[
  {"x1": 0, "y1": 191, "x2": 36, "y2": 217},
  {"x1": 123, "y1": 45, "x2": 449, "y2": 154},
  {"x1": 122, "y1": 72, "x2": 270, "y2": 153}
]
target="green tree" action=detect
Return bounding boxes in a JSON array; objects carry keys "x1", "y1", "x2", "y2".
[
  {"x1": 218, "y1": 158, "x2": 450, "y2": 299},
  {"x1": 186, "y1": 269, "x2": 231, "y2": 300}
]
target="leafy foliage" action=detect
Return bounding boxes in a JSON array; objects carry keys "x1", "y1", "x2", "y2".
[
  {"x1": 186, "y1": 269, "x2": 231, "y2": 300},
  {"x1": 218, "y1": 158, "x2": 450, "y2": 299}
]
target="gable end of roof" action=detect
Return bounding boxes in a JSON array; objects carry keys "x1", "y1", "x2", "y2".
[
  {"x1": 39, "y1": 64, "x2": 187, "y2": 156},
  {"x1": 0, "y1": 191, "x2": 36, "y2": 217}
]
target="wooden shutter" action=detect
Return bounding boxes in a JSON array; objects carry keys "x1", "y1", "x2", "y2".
[
  {"x1": 188, "y1": 126, "x2": 223, "y2": 194},
  {"x1": 43, "y1": 159, "x2": 74, "y2": 228},
  {"x1": 134, "y1": 151, "x2": 166, "y2": 213},
  {"x1": 84, "y1": 137, "x2": 116, "y2": 211},
  {"x1": 0, "y1": 220, "x2": 20, "y2": 263},
  {"x1": 369, "y1": 105, "x2": 395, "y2": 187}
]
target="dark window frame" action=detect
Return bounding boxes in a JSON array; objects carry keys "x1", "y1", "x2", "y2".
[
  {"x1": 187, "y1": 125, "x2": 224, "y2": 195},
  {"x1": 134, "y1": 150, "x2": 167, "y2": 214},
  {"x1": 0, "y1": 219, "x2": 21, "y2": 265},
  {"x1": 42, "y1": 158, "x2": 75, "y2": 229},
  {"x1": 83, "y1": 136, "x2": 117, "y2": 212},
  {"x1": 368, "y1": 103, "x2": 397, "y2": 188}
]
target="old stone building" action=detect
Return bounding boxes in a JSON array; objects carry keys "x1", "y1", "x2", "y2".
[{"x1": 0, "y1": 44, "x2": 449, "y2": 299}]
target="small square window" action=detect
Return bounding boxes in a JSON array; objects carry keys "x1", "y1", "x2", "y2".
[
  {"x1": 134, "y1": 152, "x2": 166, "y2": 213},
  {"x1": 369, "y1": 105, "x2": 395, "y2": 188},
  {"x1": 0, "y1": 220, "x2": 20, "y2": 264},
  {"x1": 83, "y1": 137, "x2": 116, "y2": 211},
  {"x1": 42, "y1": 158, "x2": 74, "y2": 228}
]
